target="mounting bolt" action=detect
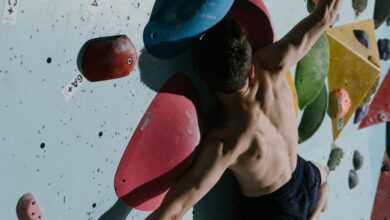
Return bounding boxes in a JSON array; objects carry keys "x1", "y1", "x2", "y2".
[
  {"x1": 151, "y1": 32, "x2": 157, "y2": 39},
  {"x1": 378, "y1": 113, "x2": 387, "y2": 122},
  {"x1": 128, "y1": 57, "x2": 133, "y2": 65}
]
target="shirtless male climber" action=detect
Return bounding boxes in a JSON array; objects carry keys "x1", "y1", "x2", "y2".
[{"x1": 147, "y1": 0, "x2": 342, "y2": 219}]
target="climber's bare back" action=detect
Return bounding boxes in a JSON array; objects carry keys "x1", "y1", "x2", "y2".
[{"x1": 211, "y1": 66, "x2": 298, "y2": 197}]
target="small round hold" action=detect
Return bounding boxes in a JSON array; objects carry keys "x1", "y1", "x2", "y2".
[
  {"x1": 348, "y1": 169, "x2": 359, "y2": 189},
  {"x1": 127, "y1": 57, "x2": 133, "y2": 65},
  {"x1": 378, "y1": 113, "x2": 387, "y2": 122},
  {"x1": 353, "y1": 150, "x2": 364, "y2": 170}
]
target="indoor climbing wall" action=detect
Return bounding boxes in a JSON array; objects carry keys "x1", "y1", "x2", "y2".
[
  {"x1": 0, "y1": 0, "x2": 389, "y2": 220},
  {"x1": 0, "y1": 0, "x2": 198, "y2": 219},
  {"x1": 266, "y1": 1, "x2": 389, "y2": 220}
]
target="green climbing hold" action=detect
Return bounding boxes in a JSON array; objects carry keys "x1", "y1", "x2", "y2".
[
  {"x1": 348, "y1": 169, "x2": 359, "y2": 189},
  {"x1": 298, "y1": 84, "x2": 328, "y2": 144},
  {"x1": 353, "y1": 150, "x2": 364, "y2": 170},
  {"x1": 327, "y1": 146, "x2": 344, "y2": 171},
  {"x1": 352, "y1": 0, "x2": 367, "y2": 17},
  {"x1": 295, "y1": 34, "x2": 330, "y2": 109},
  {"x1": 307, "y1": 0, "x2": 316, "y2": 13}
]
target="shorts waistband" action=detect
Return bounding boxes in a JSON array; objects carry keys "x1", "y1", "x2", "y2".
[{"x1": 242, "y1": 155, "x2": 305, "y2": 202}]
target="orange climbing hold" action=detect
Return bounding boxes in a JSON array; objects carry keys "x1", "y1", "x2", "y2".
[{"x1": 329, "y1": 88, "x2": 352, "y2": 119}]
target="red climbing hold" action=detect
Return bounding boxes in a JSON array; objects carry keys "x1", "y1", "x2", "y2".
[
  {"x1": 359, "y1": 69, "x2": 390, "y2": 129},
  {"x1": 82, "y1": 35, "x2": 137, "y2": 82},
  {"x1": 227, "y1": 0, "x2": 275, "y2": 51},
  {"x1": 114, "y1": 73, "x2": 200, "y2": 211},
  {"x1": 16, "y1": 193, "x2": 42, "y2": 220}
]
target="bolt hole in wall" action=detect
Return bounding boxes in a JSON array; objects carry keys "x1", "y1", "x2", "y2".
[{"x1": 150, "y1": 32, "x2": 157, "y2": 39}]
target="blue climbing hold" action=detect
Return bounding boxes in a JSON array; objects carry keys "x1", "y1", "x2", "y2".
[
  {"x1": 354, "y1": 104, "x2": 369, "y2": 124},
  {"x1": 143, "y1": 0, "x2": 234, "y2": 59},
  {"x1": 378, "y1": 39, "x2": 390, "y2": 61},
  {"x1": 353, "y1": 29, "x2": 370, "y2": 48}
]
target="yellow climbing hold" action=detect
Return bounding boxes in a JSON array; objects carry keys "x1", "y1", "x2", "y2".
[
  {"x1": 286, "y1": 71, "x2": 299, "y2": 116},
  {"x1": 326, "y1": 19, "x2": 381, "y2": 140}
]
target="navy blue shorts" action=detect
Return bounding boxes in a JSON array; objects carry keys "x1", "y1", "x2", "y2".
[{"x1": 241, "y1": 155, "x2": 321, "y2": 220}]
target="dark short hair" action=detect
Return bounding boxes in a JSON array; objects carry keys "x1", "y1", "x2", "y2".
[{"x1": 193, "y1": 19, "x2": 252, "y2": 93}]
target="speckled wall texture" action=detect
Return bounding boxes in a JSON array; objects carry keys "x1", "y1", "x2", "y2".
[{"x1": 0, "y1": 0, "x2": 389, "y2": 219}]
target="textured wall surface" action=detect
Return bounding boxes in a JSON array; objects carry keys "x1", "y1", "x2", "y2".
[{"x1": 0, "y1": 0, "x2": 388, "y2": 219}]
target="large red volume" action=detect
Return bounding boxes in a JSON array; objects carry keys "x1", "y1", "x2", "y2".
[{"x1": 114, "y1": 74, "x2": 200, "y2": 211}]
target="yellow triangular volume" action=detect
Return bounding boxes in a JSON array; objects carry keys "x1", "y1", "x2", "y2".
[
  {"x1": 326, "y1": 19, "x2": 381, "y2": 68},
  {"x1": 326, "y1": 20, "x2": 381, "y2": 140}
]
